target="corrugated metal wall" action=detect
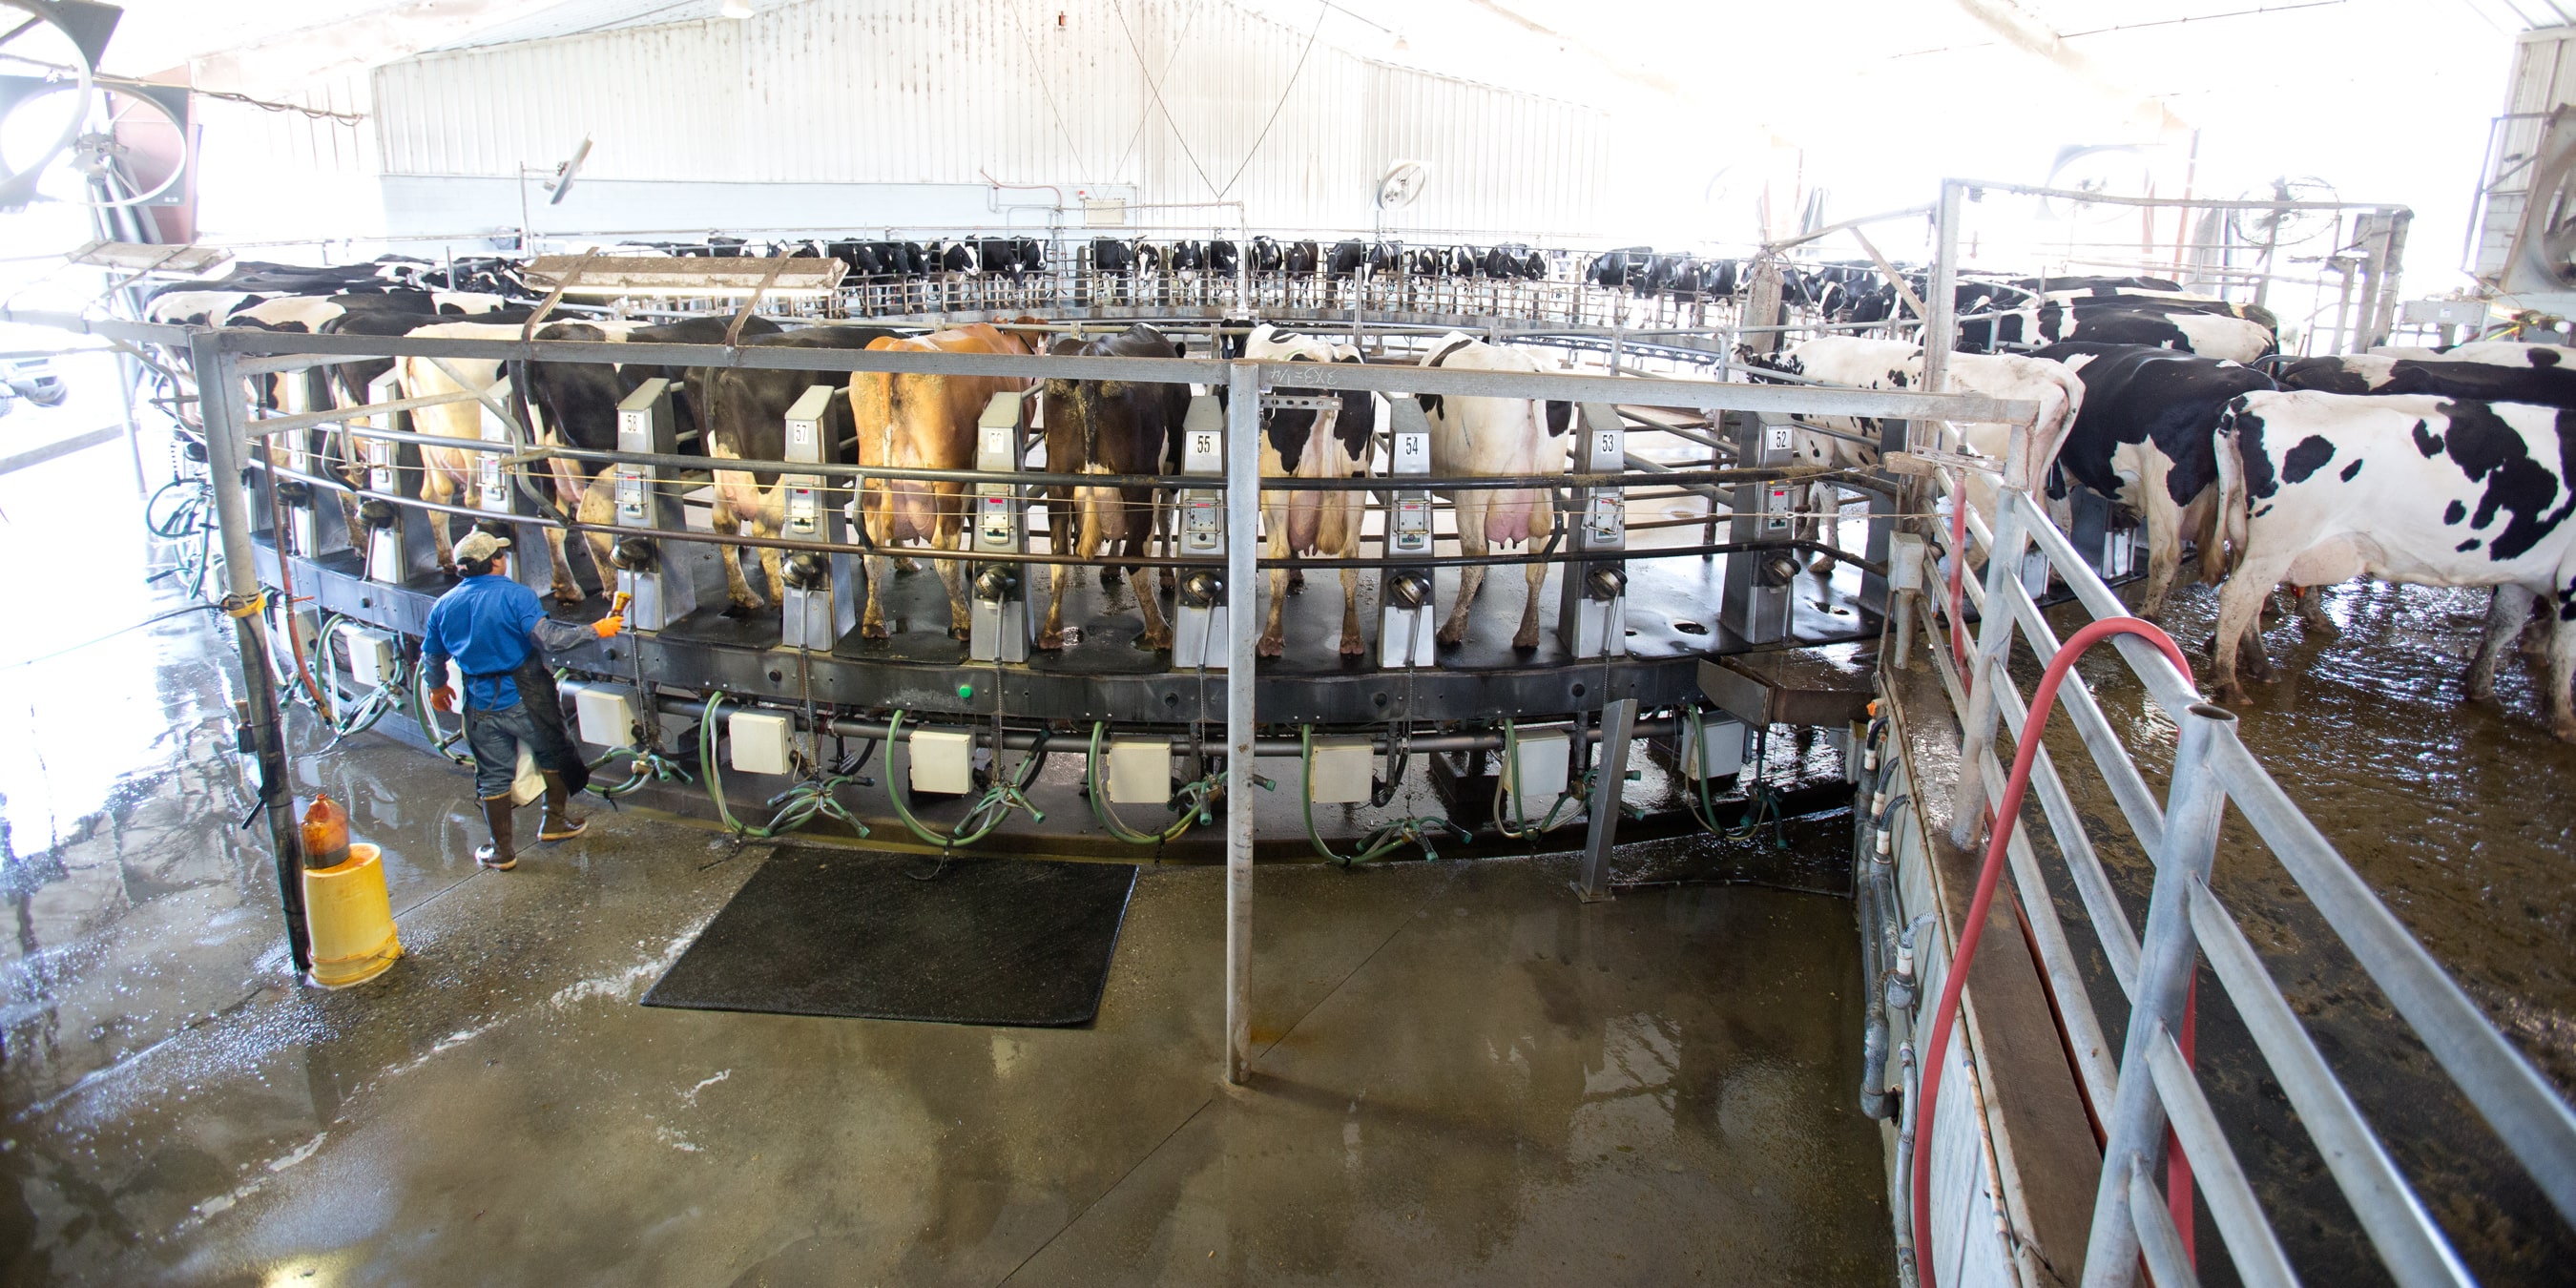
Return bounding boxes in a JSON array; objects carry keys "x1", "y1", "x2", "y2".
[{"x1": 370, "y1": 0, "x2": 1610, "y2": 236}]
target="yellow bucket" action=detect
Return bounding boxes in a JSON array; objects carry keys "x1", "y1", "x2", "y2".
[{"x1": 303, "y1": 841, "x2": 403, "y2": 988}]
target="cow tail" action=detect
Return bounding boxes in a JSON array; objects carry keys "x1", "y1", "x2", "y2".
[{"x1": 2213, "y1": 405, "x2": 2251, "y2": 576}]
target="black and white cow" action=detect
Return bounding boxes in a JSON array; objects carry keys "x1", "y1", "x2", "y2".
[
  {"x1": 1963, "y1": 298, "x2": 2277, "y2": 364},
  {"x1": 2211, "y1": 391, "x2": 2576, "y2": 739},
  {"x1": 2035, "y1": 343, "x2": 2277, "y2": 617}
]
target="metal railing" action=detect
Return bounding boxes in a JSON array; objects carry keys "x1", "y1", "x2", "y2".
[{"x1": 1907, "y1": 447, "x2": 2576, "y2": 1285}]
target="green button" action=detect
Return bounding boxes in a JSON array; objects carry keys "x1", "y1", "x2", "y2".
[{"x1": 957, "y1": 683, "x2": 975, "y2": 700}]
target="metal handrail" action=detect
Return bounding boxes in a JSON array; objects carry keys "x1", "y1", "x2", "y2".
[{"x1": 1921, "y1": 477, "x2": 2576, "y2": 1287}]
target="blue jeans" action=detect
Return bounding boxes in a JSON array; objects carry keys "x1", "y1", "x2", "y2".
[{"x1": 465, "y1": 700, "x2": 541, "y2": 798}]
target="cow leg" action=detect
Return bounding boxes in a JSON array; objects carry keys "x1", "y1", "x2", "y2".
[
  {"x1": 576, "y1": 475, "x2": 619, "y2": 591},
  {"x1": 2466, "y1": 586, "x2": 2537, "y2": 701},
  {"x1": 862, "y1": 553, "x2": 894, "y2": 638},
  {"x1": 1514, "y1": 509, "x2": 1553, "y2": 652},
  {"x1": 1440, "y1": 494, "x2": 1489, "y2": 647},
  {"x1": 2547, "y1": 591, "x2": 2576, "y2": 741},
  {"x1": 1126, "y1": 488, "x2": 1172, "y2": 651},
  {"x1": 542, "y1": 459, "x2": 590, "y2": 603},
  {"x1": 2137, "y1": 489, "x2": 2182, "y2": 621},
  {"x1": 860, "y1": 486, "x2": 895, "y2": 638},
  {"x1": 758, "y1": 526, "x2": 789, "y2": 623},
  {"x1": 1808, "y1": 483, "x2": 1839, "y2": 574},
  {"x1": 1259, "y1": 525, "x2": 1291, "y2": 659},
  {"x1": 2294, "y1": 582, "x2": 2336, "y2": 634},
  {"x1": 710, "y1": 503, "x2": 765, "y2": 613},
  {"x1": 1039, "y1": 487, "x2": 1072, "y2": 652},
  {"x1": 1339, "y1": 567, "x2": 1363, "y2": 657},
  {"x1": 2212, "y1": 557, "x2": 2287, "y2": 705},
  {"x1": 937, "y1": 499, "x2": 971, "y2": 640},
  {"x1": 421, "y1": 466, "x2": 460, "y2": 571}
]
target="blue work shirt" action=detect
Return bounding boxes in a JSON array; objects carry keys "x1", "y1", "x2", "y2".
[{"x1": 421, "y1": 573, "x2": 549, "y2": 711}]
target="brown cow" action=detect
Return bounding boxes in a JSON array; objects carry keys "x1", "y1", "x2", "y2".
[{"x1": 847, "y1": 322, "x2": 1041, "y2": 638}]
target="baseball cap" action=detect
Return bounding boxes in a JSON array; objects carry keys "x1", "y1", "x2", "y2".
[{"x1": 455, "y1": 530, "x2": 512, "y2": 564}]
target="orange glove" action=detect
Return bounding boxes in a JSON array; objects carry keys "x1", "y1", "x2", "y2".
[
  {"x1": 427, "y1": 684, "x2": 455, "y2": 713},
  {"x1": 590, "y1": 614, "x2": 624, "y2": 639}
]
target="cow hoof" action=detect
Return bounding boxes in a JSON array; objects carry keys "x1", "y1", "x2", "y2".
[
  {"x1": 722, "y1": 599, "x2": 766, "y2": 618},
  {"x1": 1340, "y1": 637, "x2": 1366, "y2": 658},
  {"x1": 1143, "y1": 630, "x2": 1173, "y2": 653},
  {"x1": 862, "y1": 623, "x2": 889, "y2": 640},
  {"x1": 1806, "y1": 556, "x2": 1835, "y2": 575},
  {"x1": 1435, "y1": 628, "x2": 1465, "y2": 648},
  {"x1": 1099, "y1": 567, "x2": 1123, "y2": 588},
  {"x1": 2217, "y1": 681, "x2": 2251, "y2": 707},
  {"x1": 1037, "y1": 631, "x2": 1065, "y2": 652},
  {"x1": 1511, "y1": 633, "x2": 1540, "y2": 652},
  {"x1": 949, "y1": 626, "x2": 971, "y2": 642}
]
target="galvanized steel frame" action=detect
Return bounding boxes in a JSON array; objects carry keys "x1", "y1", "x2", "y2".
[{"x1": 1915, "y1": 455, "x2": 2573, "y2": 1286}]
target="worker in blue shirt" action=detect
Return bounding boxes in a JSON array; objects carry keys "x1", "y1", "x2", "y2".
[{"x1": 423, "y1": 530, "x2": 623, "y2": 870}]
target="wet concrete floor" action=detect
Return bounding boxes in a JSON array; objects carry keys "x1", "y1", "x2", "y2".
[{"x1": 0, "y1": 444, "x2": 1891, "y2": 1283}]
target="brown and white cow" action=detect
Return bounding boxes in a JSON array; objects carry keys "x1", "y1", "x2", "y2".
[
  {"x1": 696, "y1": 326, "x2": 903, "y2": 616},
  {"x1": 1038, "y1": 323, "x2": 1186, "y2": 651},
  {"x1": 845, "y1": 322, "x2": 1042, "y2": 638}
]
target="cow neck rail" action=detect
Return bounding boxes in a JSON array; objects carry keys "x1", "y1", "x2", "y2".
[
  {"x1": 177, "y1": 325, "x2": 2034, "y2": 426},
  {"x1": 1900, "y1": 471, "x2": 2576, "y2": 1288}
]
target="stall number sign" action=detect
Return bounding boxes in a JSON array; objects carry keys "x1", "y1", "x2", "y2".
[
  {"x1": 1590, "y1": 428, "x2": 1620, "y2": 471},
  {"x1": 1185, "y1": 429, "x2": 1222, "y2": 474},
  {"x1": 1764, "y1": 425, "x2": 1794, "y2": 456},
  {"x1": 1391, "y1": 431, "x2": 1429, "y2": 475},
  {"x1": 788, "y1": 419, "x2": 815, "y2": 454}
]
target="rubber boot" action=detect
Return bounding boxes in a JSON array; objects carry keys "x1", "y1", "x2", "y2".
[
  {"x1": 475, "y1": 794, "x2": 517, "y2": 870},
  {"x1": 539, "y1": 771, "x2": 588, "y2": 842}
]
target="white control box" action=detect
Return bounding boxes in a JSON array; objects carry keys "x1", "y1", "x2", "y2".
[
  {"x1": 729, "y1": 710, "x2": 794, "y2": 776},
  {"x1": 1683, "y1": 716, "x2": 1747, "y2": 779},
  {"x1": 909, "y1": 728, "x2": 976, "y2": 796},
  {"x1": 572, "y1": 686, "x2": 638, "y2": 748},
  {"x1": 339, "y1": 624, "x2": 397, "y2": 689},
  {"x1": 1106, "y1": 739, "x2": 1173, "y2": 805},
  {"x1": 1888, "y1": 532, "x2": 1927, "y2": 593},
  {"x1": 1505, "y1": 729, "x2": 1571, "y2": 821},
  {"x1": 1304, "y1": 737, "x2": 1374, "y2": 804}
]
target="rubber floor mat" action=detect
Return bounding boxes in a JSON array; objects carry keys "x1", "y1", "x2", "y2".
[{"x1": 643, "y1": 847, "x2": 1138, "y2": 1027}]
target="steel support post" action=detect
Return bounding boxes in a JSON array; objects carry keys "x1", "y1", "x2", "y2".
[
  {"x1": 1947, "y1": 488, "x2": 2029, "y2": 849},
  {"x1": 1573, "y1": 697, "x2": 1636, "y2": 902},
  {"x1": 1859, "y1": 418, "x2": 1911, "y2": 618},
  {"x1": 2078, "y1": 702, "x2": 2238, "y2": 1288},
  {"x1": 115, "y1": 347, "x2": 145, "y2": 495},
  {"x1": 189, "y1": 331, "x2": 312, "y2": 978},
  {"x1": 1922, "y1": 180, "x2": 1965, "y2": 448},
  {"x1": 1223, "y1": 360, "x2": 1259, "y2": 1087}
]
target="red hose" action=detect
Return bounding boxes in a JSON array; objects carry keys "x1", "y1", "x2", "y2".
[{"x1": 1913, "y1": 615, "x2": 2192, "y2": 1288}]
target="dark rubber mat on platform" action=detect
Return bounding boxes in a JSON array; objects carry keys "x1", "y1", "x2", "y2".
[{"x1": 642, "y1": 848, "x2": 1137, "y2": 1027}]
